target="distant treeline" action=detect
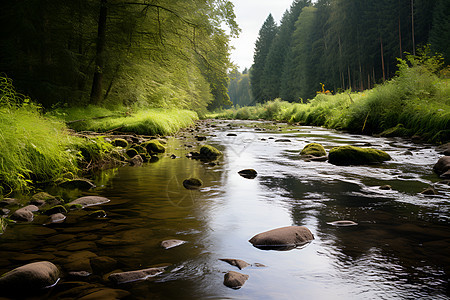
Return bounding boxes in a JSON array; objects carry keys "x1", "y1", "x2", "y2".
[
  {"x1": 0, "y1": 0, "x2": 239, "y2": 113},
  {"x1": 234, "y1": 0, "x2": 449, "y2": 105}
]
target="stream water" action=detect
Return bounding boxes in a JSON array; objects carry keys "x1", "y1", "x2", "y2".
[{"x1": 1, "y1": 120, "x2": 449, "y2": 299}]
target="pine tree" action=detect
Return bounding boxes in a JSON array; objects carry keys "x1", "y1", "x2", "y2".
[
  {"x1": 250, "y1": 14, "x2": 278, "y2": 103},
  {"x1": 429, "y1": 0, "x2": 450, "y2": 64}
]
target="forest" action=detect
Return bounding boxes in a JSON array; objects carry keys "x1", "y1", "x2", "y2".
[
  {"x1": 229, "y1": 0, "x2": 449, "y2": 106},
  {"x1": 0, "y1": 0, "x2": 239, "y2": 113}
]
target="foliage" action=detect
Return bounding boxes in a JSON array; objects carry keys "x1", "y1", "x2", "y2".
[
  {"x1": 227, "y1": 69, "x2": 253, "y2": 107},
  {"x1": 247, "y1": 0, "x2": 443, "y2": 103},
  {"x1": 0, "y1": 0, "x2": 239, "y2": 111},
  {"x1": 0, "y1": 76, "x2": 80, "y2": 193},
  {"x1": 214, "y1": 55, "x2": 450, "y2": 144}
]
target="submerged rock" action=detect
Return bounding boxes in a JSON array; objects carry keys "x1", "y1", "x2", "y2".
[
  {"x1": 219, "y1": 259, "x2": 250, "y2": 270},
  {"x1": 223, "y1": 271, "x2": 249, "y2": 289},
  {"x1": 199, "y1": 145, "x2": 222, "y2": 160},
  {"x1": 327, "y1": 220, "x2": 358, "y2": 227},
  {"x1": 238, "y1": 169, "x2": 258, "y2": 179},
  {"x1": 183, "y1": 178, "x2": 203, "y2": 190},
  {"x1": 379, "y1": 185, "x2": 392, "y2": 190},
  {"x1": 108, "y1": 267, "x2": 166, "y2": 284},
  {"x1": 69, "y1": 196, "x2": 111, "y2": 208},
  {"x1": 161, "y1": 239, "x2": 187, "y2": 249},
  {"x1": 59, "y1": 179, "x2": 96, "y2": 190},
  {"x1": 433, "y1": 156, "x2": 450, "y2": 178},
  {"x1": 300, "y1": 143, "x2": 326, "y2": 157},
  {"x1": 328, "y1": 145, "x2": 391, "y2": 165},
  {"x1": 0, "y1": 261, "x2": 60, "y2": 296},
  {"x1": 249, "y1": 226, "x2": 314, "y2": 250},
  {"x1": 90, "y1": 256, "x2": 117, "y2": 275},
  {"x1": 420, "y1": 187, "x2": 438, "y2": 195},
  {"x1": 275, "y1": 139, "x2": 291, "y2": 143}
]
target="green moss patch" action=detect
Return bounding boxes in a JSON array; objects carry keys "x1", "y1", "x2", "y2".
[
  {"x1": 300, "y1": 143, "x2": 326, "y2": 157},
  {"x1": 328, "y1": 145, "x2": 391, "y2": 165}
]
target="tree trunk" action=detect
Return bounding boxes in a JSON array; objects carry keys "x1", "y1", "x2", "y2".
[
  {"x1": 380, "y1": 36, "x2": 386, "y2": 82},
  {"x1": 90, "y1": 0, "x2": 107, "y2": 105}
]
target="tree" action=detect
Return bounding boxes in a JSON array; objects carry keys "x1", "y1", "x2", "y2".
[
  {"x1": 250, "y1": 14, "x2": 278, "y2": 103},
  {"x1": 429, "y1": 0, "x2": 450, "y2": 64}
]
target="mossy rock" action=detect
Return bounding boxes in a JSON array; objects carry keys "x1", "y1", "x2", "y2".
[
  {"x1": 300, "y1": 143, "x2": 326, "y2": 157},
  {"x1": 199, "y1": 145, "x2": 222, "y2": 160},
  {"x1": 126, "y1": 148, "x2": 139, "y2": 158},
  {"x1": 328, "y1": 145, "x2": 391, "y2": 165},
  {"x1": 44, "y1": 205, "x2": 67, "y2": 216},
  {"x1": 111, "y1": 138, "x2": 128, "y2": 148},
  {"x1": 144, "y1": 140, "x2": 166, "y2": 154},
  {"x1": 380, "y1": 124, "x2": 410, "y2": 137},
  {"x1": 131, "y1": 144, "x2": 147, "y2": 155}
]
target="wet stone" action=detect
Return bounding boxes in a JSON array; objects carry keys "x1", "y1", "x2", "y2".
[
  {"x1": 11, "y1": 207, "x2": 34, "y2": 222},
  {"x1": 108, "y1": 267, "x2": 166, "y2": 284},
  {"x1": 238, "y1": 169, "x2": 258, "y2": 179},
  {"x1": 161, "y1": 239, "x2": 187, "y2": 250},
  {"x1": 223, "y1": 271, "x2": 249, "y2": 289},
  {"x1": 69, "y1": 196, "x2": 111, "y2": 208},
  {"x1": 219, "y1": 259, "x2": 250, "y2": 270},
  {"x1": 327, "y1": 220, "x2": 358, "y2": 227},
  {"x1": 49, "y1": 213, "x2": 66, "y2": 223},
  {"x1": 249, "y1": 226, "x2": 314, "y2": 250},
  {"x1": 90, "y1": 256, "x2": 117, "y2": 275}
]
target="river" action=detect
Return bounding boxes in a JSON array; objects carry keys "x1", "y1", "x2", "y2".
[{"x1": 0, "y1": 120, "x2": 449, "y2": 299}]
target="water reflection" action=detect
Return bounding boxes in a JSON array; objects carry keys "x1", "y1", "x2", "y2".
[{"x1": 0, "y1": 121, "x2": 449, "y2": 299}]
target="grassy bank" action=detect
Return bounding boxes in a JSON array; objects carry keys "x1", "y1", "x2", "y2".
[
  {"x1": 0, "y1": 76, "x2": 199, "y2": 195},
  {"x1": 0, "y1": 77, "x2": 81, "y2": 193},
  {"x1": 49, "y1": 106, "x2": 198, "y2": 136},
  {"x1": 213, "y1": 53, "x2": 450, "y2": 144}
]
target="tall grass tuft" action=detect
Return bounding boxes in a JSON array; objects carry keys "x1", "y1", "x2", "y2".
[{"x1": 0, "y1": 76, "x2": 80, "y2": 193}]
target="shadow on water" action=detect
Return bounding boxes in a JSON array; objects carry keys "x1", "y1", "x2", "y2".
[{"x1": 0, "y1": 120, "x2": 449, "y2": 299}]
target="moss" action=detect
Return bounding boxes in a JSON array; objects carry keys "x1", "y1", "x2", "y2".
[
  {"x1": 328, "y1": 145, "x2": 391, "y2": 165},
  {"x1": 144, "y1": 140, "x2": 166, "y2": 154},
  {"x1": 200, "y1": 145, "x2": 222, "y2": 159},
  {"x1": 300, "y1": 143, "x2": 326, "y2": 157},
  {"x1": 380, "y1": 124, "x2": 410, "y2": 137},
  {"x1": 126, "y1": 148, "x2": 139, "y2": 158},
  {"x1": 111, "y1": 138, "x2": 128, "y2": 148}
]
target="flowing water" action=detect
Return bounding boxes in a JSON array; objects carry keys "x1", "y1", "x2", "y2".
[{"x1": 1, "y1": 120, "x2": 449, "y2": 299}]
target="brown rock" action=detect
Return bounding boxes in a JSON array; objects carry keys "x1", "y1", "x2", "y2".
[
  {"x1": 433, "y1": 156, "x2": 450, "y2": 178},
  {"x1": 223, "y1": 271, "x2": 249, "y2": 289},
  {"x1": 108, "y1": 267, "x2": 166, "y2": 284},
  {"x1": 219, "y1": 259, "x2": 250, "y2": 270},
  {"x1": 249, "y1": 226, "x2": 314, "y2": 250}
]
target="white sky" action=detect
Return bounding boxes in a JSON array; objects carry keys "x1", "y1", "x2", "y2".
[{"x1": 229, "y1": 0, "x2": 294, "y2": 71}]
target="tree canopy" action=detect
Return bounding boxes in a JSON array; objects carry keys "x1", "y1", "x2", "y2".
[{"x1": 0, "y1": 0, "x2": 239, "y2": 113}]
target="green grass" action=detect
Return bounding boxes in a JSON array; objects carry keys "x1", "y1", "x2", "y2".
[
  {"x1": 0, "y1": 77, "x2": 81, "y2": 193},
  {"x1": 212, "y1": 54, "x2": 450, "y2": 144},
  {"x1": 50, "y1": 106, "x2": 199, "y2": 136}
]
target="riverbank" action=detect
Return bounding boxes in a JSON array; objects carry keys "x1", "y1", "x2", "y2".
[
  {"x1": 212, "y1": 54, "x2": 450, "y2": 144},
  {"x1": 0, "y1": 76, "x2": 199, "y2": 195}
]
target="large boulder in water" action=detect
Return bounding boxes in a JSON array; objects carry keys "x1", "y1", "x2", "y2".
[
  {"x1": 0, "y1": 261, "x2": 60, "y2": 296},
  {"x1": 433, "y1": 156, "x2": 450, "y2": 178},
  {"x1": 328, "y1": 145, "x2": 391, "y2": 165},
  {"x1": 249, "y1": 226, "x2": 314, "y2": 250},
  {"x1": 300, "y1": 143, "x2": 326, "y2": 157}
]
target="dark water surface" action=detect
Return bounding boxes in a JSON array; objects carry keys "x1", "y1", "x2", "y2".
[{"x1": 1, "y1": 120, "x2": 449, "y2": 299}]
